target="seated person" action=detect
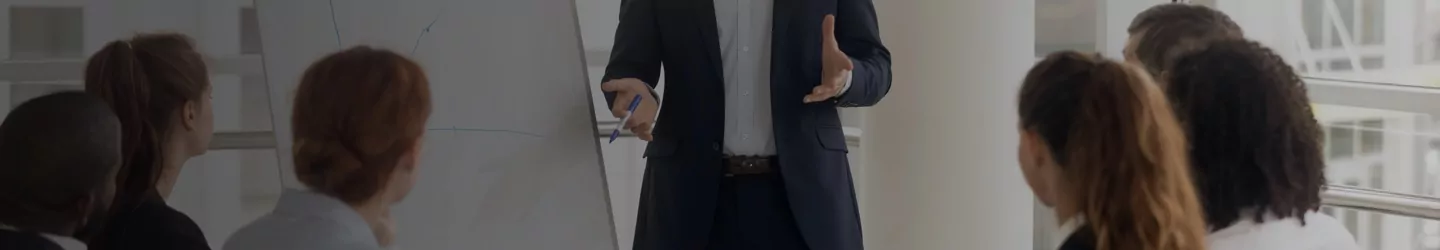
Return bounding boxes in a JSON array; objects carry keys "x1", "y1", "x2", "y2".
[
  {"x1": 1164, "y1": 39, "x2": 1360, "y2": 250},
  {"x1": 1016, "y1": 51, "x2": 1208, "y2": 250},
  {"x1": 0, "y1": 91, "x2": 124, "y2": 250},
  {"x1": 223, "y1": 46, "x2": 431, "y2": 250},
  {"x1": 1124, "y1": 3, "x2": 1243, "y2": 76}
]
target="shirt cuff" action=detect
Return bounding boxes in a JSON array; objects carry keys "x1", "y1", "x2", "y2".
[{"x1": 837, "y1": 69, "x2": 854, "y2": 96}]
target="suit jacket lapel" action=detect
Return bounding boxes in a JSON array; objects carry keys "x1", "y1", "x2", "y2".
[{"x1": 695, "y1": 0, "x2": 724, "y2": 82}]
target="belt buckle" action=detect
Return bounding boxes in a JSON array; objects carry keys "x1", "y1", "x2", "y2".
[{"x1": 726, "y1": 156, "x2": 767, "y2": 177}]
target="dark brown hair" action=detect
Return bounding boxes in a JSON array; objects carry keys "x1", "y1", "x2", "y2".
[
  {"x1": 1165, "y1": 39, "x2": 1326, "y2": 231},
  {"x1": 1127, "y1": 3, "x2": 1243, "y2": 76},
  {"x1": 0, "y1": 91, "x2": 122, "y2": 235},
  {"x1": 292, "y1": 46, "x2": 432, "y2": 204},
  {"x1": 1019, "y1": 51, "x2": 1207, "y2": 250},
  {"x1": 83, "y1": 33, "x2": 209, "y2": 214}
]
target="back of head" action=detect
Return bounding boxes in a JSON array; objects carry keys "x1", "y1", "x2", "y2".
[
  {"x1": 1018, "y1": 51, "x2": 1207, "y2": 250},
  {"x1": 83, "y1": 33, "x2": 210, "y2": 212},
  {"x1": 0, "y1": 91, "x2": 122, "y2": 235},
  {"x1": 292, "y1": 46, "x2": 432, "y2": 204},
  {"x1": 1127, "y1": 3, "x2": 1243, "y2": 76},
  {"x1": 1164, "y1": 39, "x2": 1325, "y2": 230}
]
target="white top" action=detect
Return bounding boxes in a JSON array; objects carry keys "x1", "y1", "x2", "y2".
[
  {"x1": 223, "y1": 189, "x2": 389, "y2": 250},
  {"x1": 1207, "y1": 211, "x2": 1360, "y2": 250},
  {"x1": 0, "y1": 223, "x2": 87, "y2": 250},
  {"x1": 714, "y1": 0, "x2": 849, "y2": 156}
]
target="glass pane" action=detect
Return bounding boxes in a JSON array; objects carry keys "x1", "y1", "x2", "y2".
[
  {"x1": 1316, "y1": 104, "x2": 1436, "y2": 197},
  {"x1": 1323, "y1": 207, "x2": 1427, "y2": 250},
  {"x1": 9, "y1": 7, "x2": 84, "y2": 60}
]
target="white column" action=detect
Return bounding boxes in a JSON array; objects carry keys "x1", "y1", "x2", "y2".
[
  {"x1": 863, "y1": 1, "x2": 1035, "y2": 249},
  {"x1": 0, "y1": 3, "x2": 11, "y2": 119},
  {"x1": 1384, "y1": 0, "x2": 1417, "y2": 69}
]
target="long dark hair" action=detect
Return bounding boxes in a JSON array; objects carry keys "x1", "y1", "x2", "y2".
[
  {"x1": 1019, "y1": 51, "x2": 1208, "y2": 250},
  {"x1": 82, "y1": 33, "x2": 209, "y2": 226},
  {"x1": 1164, "y1": 39, "x2": 1326, "y2": 231}
]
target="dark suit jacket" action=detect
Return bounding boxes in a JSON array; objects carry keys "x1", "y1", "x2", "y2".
[
  {"x1": 89, "y1": 191, "x2": 210, "y2": 250},
  {"x1": 0, "y1": 230, "x2": 65, "y2": 250},
  {"x1": 1058, "y1": 226, "x2": 1097, "y2": 250},
  {"x1": 601, "y1": 0, "x2": 891, "y2": 249}
]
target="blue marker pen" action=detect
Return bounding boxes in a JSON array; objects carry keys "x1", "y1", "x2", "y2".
[{"x1": 609, "y1": 95, "x2": 644, "y2": 143}]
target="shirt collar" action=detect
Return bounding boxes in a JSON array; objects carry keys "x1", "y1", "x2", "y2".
[
  {"x1": 273, "y1": 188, "x2": 380, "y2": 246},
  {"x1": 1054, "y1": 215, "x2": 1086, "y2": 250},
  {"x1": 0, "y1": 223, "x2": 88, "y2": 250}
]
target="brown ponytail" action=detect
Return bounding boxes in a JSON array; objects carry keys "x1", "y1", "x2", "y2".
[
  {"x1": 1019, "y1": 51, "x2": 1207, "y2": 250},
  {"x1": 82, "y1": 33, "x2": 209, "y2": 218}
]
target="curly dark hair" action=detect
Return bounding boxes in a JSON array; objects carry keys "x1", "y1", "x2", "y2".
[
  {"x1": 1163, "y1": 39, "x2": 1326, "y2": 231},
  {"x1": 1127, "y1": 3, "x2": 1243, "y2": 76}
]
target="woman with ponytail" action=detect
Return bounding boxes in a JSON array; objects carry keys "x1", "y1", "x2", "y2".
[
  {"x1": 82, "y1": 33, "x2": 214, "y2": 250},
  {"x1": 1016, "y1": 51, "x2": 1208, "y2": 250}
]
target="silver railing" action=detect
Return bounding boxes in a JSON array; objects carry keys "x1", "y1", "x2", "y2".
[{"x1": 207, "y1": 122, "x2": 1440, "y2": 220}]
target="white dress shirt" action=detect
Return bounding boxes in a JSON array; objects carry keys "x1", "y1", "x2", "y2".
[
  {"x1": 714, "y1": 0, "x2": 848, "y2": 156},
  {"x1": 223, "y1": 189, "x2": 390, "y2": 250},
  {"x1": 0, "y1": 223, "x2": 87, "y2": 250},
  {"x1": 1207, "y1": 210, "x2": 1360, "y2": 250}
]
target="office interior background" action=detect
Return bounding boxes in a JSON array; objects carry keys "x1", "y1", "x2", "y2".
[{"x1": 3, "y1": 0, "x2": 1440, "y2": 249}]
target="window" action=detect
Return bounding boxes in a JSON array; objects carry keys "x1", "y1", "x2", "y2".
[
  {"x1": 0, "y1": 2, "x2": 281, "y2": 248},
  {"x1": 9, "y1": 7, "x2": 83, "y2": 60}
]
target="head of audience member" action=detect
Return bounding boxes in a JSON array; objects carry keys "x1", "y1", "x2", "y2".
[
  {"x1": 1016, "y1": 51, "x2": 1207, "y2": 250},
  {"x1": 83, "y1": 33, "x2": 213, "y2": 210},
  {"x1": 1163, "y1": 39, "x2": 1326, "y2": 231},
  {"x1": 291, "y1": 46, "x2": 431, "y2": 212},
  {"x1": 1125, "y1": 3, "x2": 1243, "y2": 77},
  {"x1": 0, "y1": 92, "x2": 123, "y2": 236}
]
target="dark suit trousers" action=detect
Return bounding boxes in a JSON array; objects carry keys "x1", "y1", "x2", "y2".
[{"x1": 706, "y1": 162, "x2": 809, "y2": 250}]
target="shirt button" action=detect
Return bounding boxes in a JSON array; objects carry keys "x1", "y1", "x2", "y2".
[
  {"x1": 742, "y1": 91, "x2": 750, "y2": 96},
  {"x1": 712, "y1": 143, "x2": 721, "y2": 151},
  {"x1": 742, "y1": 46, "x2": 750, "y2": 52}
]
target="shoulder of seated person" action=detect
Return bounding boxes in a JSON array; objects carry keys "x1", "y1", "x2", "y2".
[
  {"x1": 224, "y1": 215, "x2": 379, "y2": 250},
  {"x1": 1207, "y1": 212, "x2": 1360, "y2": 250}
]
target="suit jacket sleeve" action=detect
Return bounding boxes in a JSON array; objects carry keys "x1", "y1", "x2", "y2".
[
  {"x1": 601, "y1": 0, "x2": 663, "y2": 107},
  {"x1": 833, "y1": 0, "x2": 892, "y2": 107}
]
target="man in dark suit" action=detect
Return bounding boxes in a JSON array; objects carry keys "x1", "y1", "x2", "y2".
[
  {"x1": 598, "y1": 0, "x2": 890, "y2": 249},
  {"x1": 0, "y1": 92, "x2": 124, "y2": 250}
]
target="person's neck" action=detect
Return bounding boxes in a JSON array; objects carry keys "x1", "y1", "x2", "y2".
[
  {"x1": 350, "y1": 198, "x2": 392, "y2": 245},
  {"x1": 1054, "y1": 198, "x2": 1080, "y2": 227},
  {"x1": 154, "y1": 138, "x2": 192, "y2": 199}
]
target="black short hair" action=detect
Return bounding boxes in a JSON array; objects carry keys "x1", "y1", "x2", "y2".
[
  {"x1": 0, "y1": 91, "x2": 123, "y2": 235},
  {"x1": 1128, "y1": 3, "x2": 1243, "y2": 76},
  {"x1": 1164, "y1": 40, "x2": 1325, "y2": 231}
]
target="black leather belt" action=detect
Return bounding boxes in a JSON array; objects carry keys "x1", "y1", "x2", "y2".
[{"x1": 722, "y1": 155, "x2": 777, "y2": 176}]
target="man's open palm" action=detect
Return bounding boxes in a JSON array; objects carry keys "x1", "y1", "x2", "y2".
[{"x1": 804, "y1": 15, "x2": 853, "y2": 103}]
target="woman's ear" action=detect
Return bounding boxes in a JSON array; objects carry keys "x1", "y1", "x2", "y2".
[
  {"x1": 72, "y1": 194, "x2": 95, "y2": 230},
  {"x1": 180, "y1": 100, "x2": 198, "y2": 131}
]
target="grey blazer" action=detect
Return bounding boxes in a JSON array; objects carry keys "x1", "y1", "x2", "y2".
[{"x1": 222, "y1": 189, "x2": 386, "y2": 250}]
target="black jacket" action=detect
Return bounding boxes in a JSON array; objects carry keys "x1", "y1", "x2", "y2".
[
  {"x1": 602, "y1": 0, "x2": 891, "y2": 249},
  {"x1": 0, "y1": 230, "x2": 65, "y2": 250},
  {"x1": 1058, "y1": 226, "x2": 1097, "y2": 250},
  {"x1": 88, "y1": 191, "x2": 210, "y2": 250}
]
